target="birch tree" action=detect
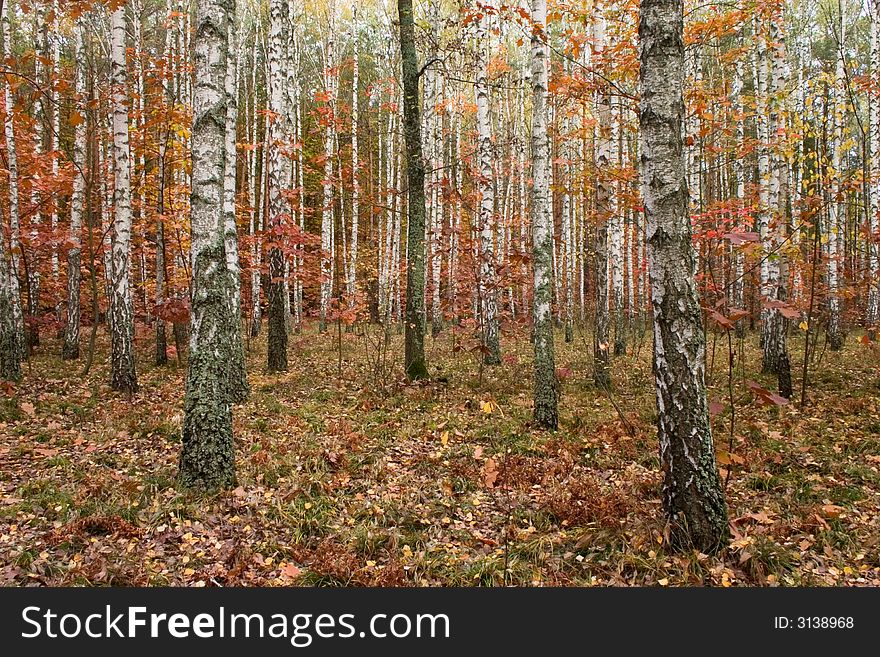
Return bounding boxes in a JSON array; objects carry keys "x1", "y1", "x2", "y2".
[
  {"x1": 266, "y1": 0, "x2": 289, "y2": 371},
  {"x1": 476, "y1": 8, "x2": 500, "y2": 365},
  {"x1": 319, "y1": 1, "x2": 337, "y2": 333},
  {"x1": 869, "y1": 1, "x2": 880, "y2": 328},
  {"x1": 593, "y1": 13, "x2": 611, "y2": 388},
  {"x1": 827, "y1": 3, "x2": 845, "y2": 351},
  {"x1": 2, "y1": 0, "x2": 25, "y2": 361},
  {"x1": 398, "y1": 0, "x2": 428, "y2": 380},
  {"x1": 347, "y1": 4, "x2": 360, "y2": 320},
  {"x1": 63, "y1": 22, "x2": 87, "y2": 361},
  {"x1": 179, "y1": 0, "x2": 237, "y2": 492},
  {"x1": 732, "y1": 24, "x2": 746, "y2": 338},
  {"x1": 530, "y1": 0, "x2": 557, "y2": 429},
  {"x1": 223, "y1": 6, "x2": 248, "y2": 400},
  {"x1": 763, "y1": 6, "x2": 792, "y2": 398},
  {"x1": 109, "y1": 4, "x2": 139, "y2": 393},
  {"x1": 639, "y1": 0, "x2": 728, "y2": 552}
]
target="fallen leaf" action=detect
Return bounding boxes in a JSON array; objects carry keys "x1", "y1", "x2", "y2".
[{"x1": 483, "y1": 457, "x2": 499, "y2": 489}]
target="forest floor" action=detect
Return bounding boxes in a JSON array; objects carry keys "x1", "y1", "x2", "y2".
[{"x1": 1, "y1": 319, "x2": 879, "y2": 587}]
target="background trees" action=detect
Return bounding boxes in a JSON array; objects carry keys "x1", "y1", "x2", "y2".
[{"x1": 2, "y1": 0, "x2": 880, "y2": 556}]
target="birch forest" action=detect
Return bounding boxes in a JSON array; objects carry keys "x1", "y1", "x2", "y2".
[{"x1": 1, "y1": 0, "x2": 879, "y2": 587}]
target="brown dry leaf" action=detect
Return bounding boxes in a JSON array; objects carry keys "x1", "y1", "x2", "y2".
[
  {"x1": 821, "y1": 504, "x2": 845, "y2": 519},
  {"x1": 280, "y1": 563, "x2": 302, "y2": 580},
  {"x1": 483, "y1": 457, "x2": 498, "y2": 489}
]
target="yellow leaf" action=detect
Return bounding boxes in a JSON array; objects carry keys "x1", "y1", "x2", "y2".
[
  {"x1": 440, "y1": 430, "x2": 449, "y2": 446},
  {"x1": 799, "y1": 321, "x2": 809, "y2": 331},
  {"x1": 480, "y1": 400, "x2": 493, "y2": 414}
]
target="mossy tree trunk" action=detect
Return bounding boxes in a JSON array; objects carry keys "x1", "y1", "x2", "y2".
[
  {"x1": 639, "y1": 0, "x2": 729, "y2": 553},
  {"x1": 398, "y1": 0, "x2": 428, "y2": 381},
  {"x1": 178, "y1": 0, "x2": 237, "y2": 493}
]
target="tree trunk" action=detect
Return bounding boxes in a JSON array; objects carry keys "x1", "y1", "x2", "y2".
[
  {"x1": 223, "y1": 10, "x2": 249, "y2": 400},
  {"x1": 593, "y1": 13, "x2": 612, "y2": 388},
  {"x1": 2, "y1": 1, "x2": 26, "y2": 361},
  {"x1": 319, "y1": 3, "x2": 337, "y2": 333},
  {"x1": 828, "y1": 5, "x2": 845, "y2": 351},
  {"x1": 178, "y1": 0, "x2": 237, "y2": 493},
  {"x1": 530, "y1": 0, "x2": 557, "y2": 429},
  {"x1": 347, "y1": 4, "x2": 360, "y2": 324},
  {"x1": 732, "y1": 26, "x2": 746, "y2": 338},
  {"x1": 639, "y1": 0, "x2": 728, "y2": 553},
  {"x1": 610, "y1": 96, "x2": 626, "y2": 356},
  {"x1": 476, "y1": 11, "x2": 500, "y2": 365},
  {"x1": 109, "y1": 6, "x2": 139, "y2": 393},
  {"x1": 764, "y1": 7, "x2": 792, "y2": 398},
  {"x1": 63, "y1": 23, "x2": 87, "y2": 361},
  {"x1": 266, "y1": 0, "x2": 289, "y2": 371},
  {"x1": 869, "y1": 3, "x2": 880, "y2": 328},
  {"x1": 398, "y1": 0, "x2": 427, "y2": 380}
]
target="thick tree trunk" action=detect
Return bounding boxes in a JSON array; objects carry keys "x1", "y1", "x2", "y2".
[
  {"x1": 530, "y1": 0, "x2": 557, "y2": 430},
  {"x1": 179, "y1": 0, "x2": 237, "y2": 493},
  {"x1": 398, "y1": 0, "x2": 427, "y2": 380},
  {"x1": 639, "y1": 0, "x2": 729, "y2": 553},
  {"x1": 109, "y1": 6, "x2": 139, "y2": 393}
]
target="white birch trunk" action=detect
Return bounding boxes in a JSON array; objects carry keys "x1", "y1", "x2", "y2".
[
  {"x1": 109, "y1": 6, "x2": 139, "y2": 393},
  {"x1": 2, "y1": 1, "x2": 25, "y2": 358},
  {"x1": 319, "y1": 2, "x2": 337, "y2": 332},
  {"x1": 179, "y1": 0, "x2": 237, "y2": 492},
  {"x1": 530, "y1": 0, "x2": 557, "y2": 428},
  {"x1": 266, "y1": 0, "x2": 290, "y2": 370},
  {"x1": 347, "y1": 4, "x2": 360, "y2": 318},
  {"x1": 869, "y1": 3, "x2": 880, "y2": 327},
  {"x1": 476, "y1": 10, "x2": 500, "y2": 364},
  {"x1": 63, "y1": 22, "x2": 87, "y2": 361},
  {"x1": 828, "y1": 5, "x2": 845, "y2": 350}
]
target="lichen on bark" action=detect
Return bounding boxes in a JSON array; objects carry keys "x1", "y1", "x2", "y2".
[
  {"x1": 179, "y1": 240, "x2": 236, "y2": 492},
  {"x1": 640, "y1": 0, "x2": 728, "y2": 553}
]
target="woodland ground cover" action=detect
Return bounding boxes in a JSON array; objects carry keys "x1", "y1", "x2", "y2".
[{"x1": 1, "y1": 322, "x2": 877, "y2": 587}]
